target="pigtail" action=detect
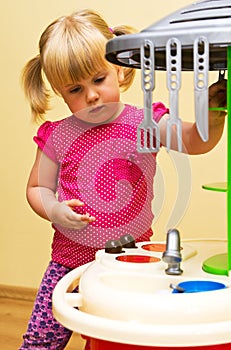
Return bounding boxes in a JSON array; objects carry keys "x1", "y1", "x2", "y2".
[
  {"x1": 110, "y1": 25, "x2": 137, "y2": 91},
  {"x1": 21, "y1": 55, "x2": 50, "y2": 123}
]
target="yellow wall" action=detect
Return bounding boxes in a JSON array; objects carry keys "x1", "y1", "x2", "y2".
[{"x1": 0, "y1": 0, "x2": 227, "y2": 288}]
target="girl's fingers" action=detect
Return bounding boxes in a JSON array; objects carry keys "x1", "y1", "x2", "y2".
[
  {"x1": 80, "y1": 213, "x2": 96, "y2": 222},
  {"x1": 65, "y1": 199, "x2": 84, "y2": 208},
  {"x1": 64, "y1": 200, "x2": 96, "y2": 223}
]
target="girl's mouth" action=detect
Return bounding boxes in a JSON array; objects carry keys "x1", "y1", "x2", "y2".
[
  {"x1": 73, "y1": 102, "x2": 123, "y2": 125},
  {"x1": 89, "y1": 105, "x2": 104, "y2": 114}
]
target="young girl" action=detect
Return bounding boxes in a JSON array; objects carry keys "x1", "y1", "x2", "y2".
[{"x1": 20, "y1": 9, "x2": 227, "y2": 350}]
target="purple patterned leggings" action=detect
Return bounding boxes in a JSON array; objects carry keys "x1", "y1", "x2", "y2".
[{"x1": 19, "y1": 261, "x2": 90, "y2": 350}]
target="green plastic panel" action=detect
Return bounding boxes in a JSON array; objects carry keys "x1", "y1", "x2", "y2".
[
  {"x1": 202, "y1": 182, "x2": 227, "y2": 192},
  {"x1": 203, "y1": 253, "x2": 228, "y2": 276}
]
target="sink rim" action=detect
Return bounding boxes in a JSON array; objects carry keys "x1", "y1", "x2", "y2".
[{"x1": 53, "y1": 263, "x2": 231, "y2": 346}]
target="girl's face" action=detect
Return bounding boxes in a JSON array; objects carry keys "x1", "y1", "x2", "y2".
[{"x1": 59, "y1": 65, "x2": 124, "y2": 124}]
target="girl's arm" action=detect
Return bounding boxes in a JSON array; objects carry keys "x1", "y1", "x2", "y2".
[
  {"x1": 160, "y1": 79, "x2": 227, "y2": 155},
  {"x1": 26, "y1": 148, "x2": 95, "y2": 229}
]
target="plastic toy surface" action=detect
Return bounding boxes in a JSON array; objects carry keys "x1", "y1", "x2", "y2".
[{"x1": 53, "y1": 236, "x2": 231, "y2": 349}]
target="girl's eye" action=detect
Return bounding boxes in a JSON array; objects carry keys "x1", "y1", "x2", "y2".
[
  {"x1": 95, "y1": 76, "x2": 105, "y2": 84},
  {"x1": 70, "y1": 86, "x2": 81, "y2": 94}
]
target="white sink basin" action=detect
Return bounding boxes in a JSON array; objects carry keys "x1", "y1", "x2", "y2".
[{"x1": 79, "y1": 263, "x2": 230, "y2": 325}]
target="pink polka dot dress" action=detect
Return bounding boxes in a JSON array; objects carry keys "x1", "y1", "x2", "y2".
[{"x1": 34, "y1": 103, "x2": 168, "y2": 268}]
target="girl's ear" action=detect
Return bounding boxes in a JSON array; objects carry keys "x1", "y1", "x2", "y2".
[{"x1": 117, "y1": 67, "x2": 125, "y2": 84}]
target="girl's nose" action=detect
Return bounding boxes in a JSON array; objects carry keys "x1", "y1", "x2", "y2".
[{"x1": 86, "y1": 87, "x2": 99, "y2": 103}]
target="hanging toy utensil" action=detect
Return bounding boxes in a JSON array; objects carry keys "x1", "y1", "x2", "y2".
[
  {"x1": 137, "y1": 40, "x2": 160, "y2": 152},
  {"x1": 194, "y1": 37, "x2": 209, "y2": 142},
  {"x1": 166, "y1": 38, "x2": 182, "y2": 152}
]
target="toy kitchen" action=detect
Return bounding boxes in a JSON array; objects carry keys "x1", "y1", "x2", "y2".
[{"x1": 53, "y1": 1, "x2": 231, "y2": 349}]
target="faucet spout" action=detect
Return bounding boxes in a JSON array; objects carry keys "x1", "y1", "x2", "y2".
[{"x1": 162, "y1": 228, "x2": 183, "y2": 275}]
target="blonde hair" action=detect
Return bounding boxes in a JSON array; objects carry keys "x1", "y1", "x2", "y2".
[{"x1": 21, "y1": 9, "x2": 136, "y2": 122}]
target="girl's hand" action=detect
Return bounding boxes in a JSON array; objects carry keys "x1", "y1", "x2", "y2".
[
  {"x1": 209, "y1": 79, "x2": 227, "y2": 120},
  {"x1": 50, "y1": 199, "x2": 96, "y2": 229}
]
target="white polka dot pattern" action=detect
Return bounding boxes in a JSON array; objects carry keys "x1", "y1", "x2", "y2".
[{"x1": 34, "y1": 103, "x2": 168, "y2": 267}]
